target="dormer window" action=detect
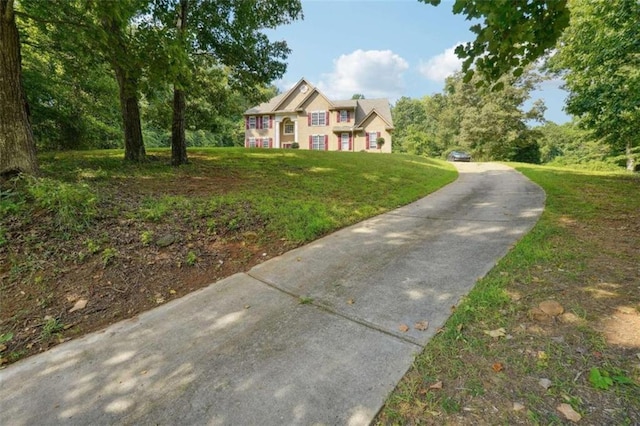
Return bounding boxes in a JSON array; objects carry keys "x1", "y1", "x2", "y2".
[{"x1": 339, "y1": 110, "x2": 348, "y2": 122}]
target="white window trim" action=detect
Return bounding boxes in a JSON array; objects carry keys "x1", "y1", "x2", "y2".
[
  {"x1": 311, "y1": 111, "x2": 326, "y2": 126},
  {"x1": 368, "y1": 132, "x2": 378, "y2": 149},
  {"x1": 248, "y1": 137, "x2": 257, "y2": 148},
  {"x1": 341, "y1": 133, "x2": 349, "y2": 150},
  {"x1": 284, "y1": 122, "x2": 294, "y2": 134},
  {"x1": 340, "y1": 110, "x2": 348, "y2": 122},
  {"x1": 311, "y1": 134, "x2": 326, "y2": 150},
  {"x1": 262, "y1": 137, "x2": 270, "y2": 148},
  {"x1": 262, "y1": 116, "x2": 270, "y2": 129},
  {"x1": 248, "y1": 116, "x2": 257, "y2": 129}
]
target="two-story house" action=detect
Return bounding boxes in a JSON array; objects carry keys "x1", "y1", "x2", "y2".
[{"x1": 244, "y1": 78, "x2": 393, "y2": 153}]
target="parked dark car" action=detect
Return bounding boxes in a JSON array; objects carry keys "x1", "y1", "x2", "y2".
[{"x1": 447, "y1": 151, "x2": 472, "y2": 162}]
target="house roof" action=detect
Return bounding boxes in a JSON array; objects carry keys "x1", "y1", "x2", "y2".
[{"x1": 244, "y1": 79, "x2": 393, "y2": 128}]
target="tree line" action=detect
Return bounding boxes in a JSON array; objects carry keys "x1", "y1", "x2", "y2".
[
  {"x1": 1, "y1": 0, "x2": 637, "y2": 176},
  {"x1": 401, "y1": 0, "x2": 638, "y2": 171},
  {"x1": 1, "y1": 0, "x2": 302, "y2": 176}
]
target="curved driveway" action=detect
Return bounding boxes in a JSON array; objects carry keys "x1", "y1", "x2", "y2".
[{"x1": 0, "y1": 162, "x2": 545, "y2": 426}]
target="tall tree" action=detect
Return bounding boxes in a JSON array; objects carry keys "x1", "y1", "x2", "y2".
[
  {"x1": 423, "y1": 0, "x2": 570, "y2": 83},
  {"x1": 548, "y1": 0, "x2": 639, "y2": 171},
  {"x1": 151, "y1": 0, "x2": 303, "y2": 166},
  {"x1": 22, "y1": 0, "x2": 150, "y2": 162},
  {"x1": 0, "y1": 0, "x2": 38, "y2": 177}
]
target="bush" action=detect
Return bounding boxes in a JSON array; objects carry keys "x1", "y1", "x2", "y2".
[{"x1": 291, "y1": 142, "x2": 300, "y2": 149}]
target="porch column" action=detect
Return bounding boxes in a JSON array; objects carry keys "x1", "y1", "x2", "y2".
[
  {"x1": 294, "y1": 120, "x2": 298, "y2": 144},
  {"x1": 274, "y1": 116, "x2": 282, "y2": 148}
]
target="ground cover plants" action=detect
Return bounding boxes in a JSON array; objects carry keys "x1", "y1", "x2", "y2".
[
  {"x1": 377, "y1": 165, "x2": 639, "y2": 424},
  {"x1": 0, "y1": 148, "x2": 456, "y2": 364}
]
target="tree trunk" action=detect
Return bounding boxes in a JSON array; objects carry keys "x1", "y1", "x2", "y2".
[
  {"x1": 0, "y1": 0, "x2": 39, "y2": 177},
  {"x1": 114, "y1": 65, "x2": 146, "y2": 162},
  {"x1": 625, "y1": 141, "x2": 636, "y2": 172},
  {"x1": 171, "y1": 0, "x2": 189, "y2": 166},
  {"x1": 171, "y1": 87, "x2": 188, "y2": 166}
]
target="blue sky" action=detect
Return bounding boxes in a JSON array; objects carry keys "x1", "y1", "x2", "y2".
[{"x1": 266, "y1": 0, "x2": 570, "y2": 124}]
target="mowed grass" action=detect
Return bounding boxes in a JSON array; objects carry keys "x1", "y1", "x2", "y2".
[
  {"x1": 377, "y1": 164, "x2": 640, "y2": 425},
  {"x1": 28, "y1": 148, "x2": 457, "y2": 243}
]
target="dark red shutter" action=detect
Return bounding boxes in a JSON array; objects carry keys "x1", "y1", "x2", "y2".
[
  {"x1": 308, "y1": 113, "x2": 311, "y2": 126},
  {"x1": 245, "y1": 117, "x2": 249, "y2": 130},
  {"x1": 337, "y1": 135, "x2": 341, "y2": 150},
  {"x1": 349, "y1": 134, "x2": 353, "y2": 151},
  {"x1": 324, "y1": 135, "x2": 328, "y2": 151},
  {"x1": 269, "y1": 116, "x2": 273, "y2": 128},
  {"x1": 309, "y1": 135, "x2": 312, "y2": 150},
  {"x1": 326, "y1": 111, "x2": 329, "y2": 125},
  {"x1": 347, "y1": 111, "x2": 350, "y2": 122},
  {"x1": 377, "y1": 132, "x2": 381, "y2": 149},
  {"x1": 336, "y1": 111, "x2": 340, "y2": 123},
  {"x1": 245, "y1": 138, "x2": 249, "y2": 148},
  {"x1": 366, "y1": 133, "x2": 370, "y2": 149},
  {"x1": 269, "y1": 138, "x2": 273, "y2": 148}
]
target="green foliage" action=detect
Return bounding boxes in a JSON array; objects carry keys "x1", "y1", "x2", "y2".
[
  {"x1": 101, "y1": 248, "x2": 117, "y2": 268},
  {"x1": 25, "y1": 177, "x2": 98, "y2": 232},
  {"x1": 423, "y1": 0, "x2": 569, "y2": 83},
  {"x1": 40, "y1": 318, "x2": 64, "y2": 340},
  {"x1": 589, "y1": 367, "x2": 634, "y2": 390},
  {"x1": 140, "y1": 230, "x2": 154, "y2": 246},
  {"x1": 548, "y1": 0, "x2": 640, "y2": 171},
  {"x1": 185, "y1": 250, "x2": 197, "y2": 266},
  {"x1": 393, "y1": 69, "x2": 545, "y2": 162},
  {"x1": 0, "y1": 332, "x2": 14, "y2": 344},
  {"x1": 0, "y1": 225, "x2": 7, "y2": 247}
]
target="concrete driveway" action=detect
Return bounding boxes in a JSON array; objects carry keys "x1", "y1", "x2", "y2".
[{"x1": 0, "y1": 162, "x2": 545, "y2": 425}]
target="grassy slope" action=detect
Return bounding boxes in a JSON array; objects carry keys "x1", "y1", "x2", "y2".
[
  {"x1": 0, "y1": 148, "x2": 457, "y2": 364},
  {"x1": 377, "y1": 165, "x2": 640, "y2": 425}
]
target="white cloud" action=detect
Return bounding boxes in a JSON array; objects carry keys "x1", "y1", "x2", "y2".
[
  {"x1": 419, "y1": 44, "x2": 464, "y2": 82},
  {"x1": 317, "y1": 49, "x2": 409, "y2": 100}
]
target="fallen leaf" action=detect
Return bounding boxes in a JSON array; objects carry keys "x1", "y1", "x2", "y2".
[
  {"x1": 398, "y1": 324, "x2": 410, "y2": 333},
  {"x1": 414, "y1": 320, "x2": 429, "y2": 331},
  {"x1": 539, "y1": 378, "x2": 552, "y2": 389},
  {"x1": 557, "y1": 403, "x2": 581, "y2": 422},
  {"x1": 69, "y1": 299, "x2": 88, "y2": 313},
  {"x1": 169, "y1": 289, "x2": 176, "y2": 295},
  {"x1": 0, "y1": 344, "x2": 6, "y2": 352},
  {"x1": 539, "y1": 300, "x2": 564, "y2": 316},
  {"x1": 429, "y1": 381, "x2": 443, "y2": 390},
  {"x1": 484, "y1": 327, "x2": 507, "y2": 338},
  {"x1": 492, "y1": 362, "x2": 504, "y2": 372},
  {"x1": 244, "y1": 304, "x2": 251, "y2": 309},
  {"x1": 140, "y1": 370, "x2": 148, "y2": 375},
  {"x1": 513, "y1": 402, "x2": 525, "y2": 411},
  {"x1": 347, "y1": 298, "x2": 355, "y2": 305},
  {"x1": 456, "y1": 323, "x2": 464, "y2": 332}
]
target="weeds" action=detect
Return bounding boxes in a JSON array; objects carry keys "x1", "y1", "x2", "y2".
[
  {"x1": 186, "y1": 251, "x2": 197, "y2": 266},
  {"x1": 101, "y1": 248, "x2": 117, "y2": 267},
  {"x1": 40, "y1": 318, "x2": 64, "y2": 341}
]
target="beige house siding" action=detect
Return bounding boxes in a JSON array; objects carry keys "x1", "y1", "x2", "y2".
[{"x1": 244, "y1": 78, "x2": 393, "y2": 152}]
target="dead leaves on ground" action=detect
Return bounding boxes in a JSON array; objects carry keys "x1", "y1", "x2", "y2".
[{"x1": 398, "y1": 320, "x2": 430, "y2": 333}]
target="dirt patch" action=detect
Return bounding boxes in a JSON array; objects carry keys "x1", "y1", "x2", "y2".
[{"x1": 0, "y1": 169, "x2": 296, "y2": 365}]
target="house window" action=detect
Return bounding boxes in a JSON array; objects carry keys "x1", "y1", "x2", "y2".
[
  {"x1": 311, "y1": 135, "x2": 326, "y2": 150},
  {"x1": 368, "y1": 132, "x2": 378, "y2": 149},
  {"x1": 248, "y1": 137, "x2": 257, "y2": 148},
  {"x1": 341, "y1": 133, "x2": 350, "y2": 151},
  {"x1": 262, "y1": 116, "x2": 270, "y2": 129},
  {"x1": 284, "y1": 122, "x2": 294, "y2": 134},
  {"x1": 248, "y1": 116, "x2": 256, "y2": 129},
  {"x1": 340, "y1": 110, "x2": 348, "y2": 122},
  {"x1": 311, "y1": 111, "x2": 326, "y2": 126},
  {"x1": 262, "y1": 138, "x2": 270, "y2": 148}
]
